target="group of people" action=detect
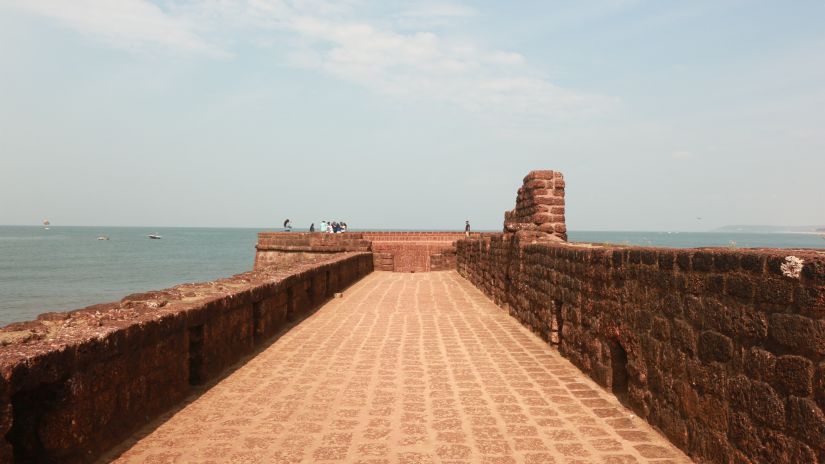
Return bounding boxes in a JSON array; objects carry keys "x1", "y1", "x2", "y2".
[
  {"x1": 282, "y1": 219, "x2": 348, "y2": 233},
  {"x1": 311, "y1": 221, "x2": 347, "y2": 233},
  {"x1": 283, "y1": 218, "x2": 469, "y2": 234}
]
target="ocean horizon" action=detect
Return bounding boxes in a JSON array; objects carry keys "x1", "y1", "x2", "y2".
[{"x1": 1, "y1": 225, "x2": 823, "y2": 327}]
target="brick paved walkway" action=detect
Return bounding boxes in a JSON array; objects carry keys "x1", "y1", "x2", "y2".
[{"x1": 108, "y1": 272, "x2": 691, "y2": 464}]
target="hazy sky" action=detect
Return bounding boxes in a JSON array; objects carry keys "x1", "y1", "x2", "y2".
[{"x1": 1, "y1": 0, "x2": 823, "y2": 231}]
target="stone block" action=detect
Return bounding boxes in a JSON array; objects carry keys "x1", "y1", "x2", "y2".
[
  {"x1": 523, "y1": 170, "x2": 557, "y2": 182},
  {"x1": 676, "y1": 252, "x2": 691, "y2": 271},
  {"x1": 786, "y1": 396, "x2": 825, "y2": 450},
  {"x1": 523, "y1": 179, "x2": 548, "y2": 190},
  {"x1": 657, "y1": 251, "x2": 675, "y2": 271},
  {"x1": 795, "y1": 286, "x2": 825, "y2": 318},
  {"x1": 713, "y1": 252, "x2": 740, "y2": 272},
  {"x1": 729, "y1": 411, "x2": 817, "y2": 463},
  {"x1": 699, "y1": 331, "x2": 733, "y2": 363},
  {"x1": 692, "y1": 251, "x2": 714, "y2": 272},
  {"x1": 745, "y1": 347, "x2": 776, "y2": 383},
  {"x1": 706, "y1": 275, "x2": 725, "y2": 294},
  {"x1": 641, "y1": 250, "x2": 657, "y2": 266},
  {"x1": 801, "y1": 255, "x2": 825, "y2": 284},
  {"x1": 531, "y1": 213, "x2": 553, "y2": 224},
  {"x1": 773, "y1": 355, "x2": 814, "y2": 397},
  {"x1": 671, "y1": 319, "x2": 696, "y2": 356},
  {"x1": 701, "y1": 300, "x2": 768, "y2": 341},
  {"x1": 769, "y1": 313, "x2": 825, "y2": 355},
  {"x1": 651, "y1": 401, "x2": 689, "y2": 449},
  {"x1": 758, "y1": 277, "x2": 796, "y2": 305},
  {"x1": 740, "y1": 254, "x2": 766, "y2": 273},
  {"x1": 533, "y1": 196, "x2": 565, "y2": 206},
  {"x1": 696, "y1": 393, "x2": 728, "y2": 433},
  {"x1": 726, "y1": 274, "x2": 755, "y2": 299},
  {"x1": 727, "y1": 375, "x2": 785, "y2": 427},
  {"x1": 688, "y1": 425, "x2": 736, "y2": 464}
]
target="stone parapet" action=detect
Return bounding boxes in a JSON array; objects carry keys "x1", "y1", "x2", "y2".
[
  {"x1": 362, "y1": 232, "x2": 464, "y2": 272},
  {"x1": 457, "y1": 235, "x2": 825, "y2": 463},
  {"x1": 0, "y1": 253, "x2": 373, "y2": 463},
  {"x1": 256, "y1": 232, "x2": 468, "y2": 273}
]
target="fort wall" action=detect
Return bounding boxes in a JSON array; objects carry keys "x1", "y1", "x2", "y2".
[
  {"x1": 456, "y1": 171, "x2": 825, "y2": 463},
  {"x1": 2, "y1": 169, "x2": 823, "y2": 463},
  {"x1": 256, "y1": 231, "x2": 464, "y2": 273},
  {"x1": 255, "y1": 232, "x2": 372, "y2": 268},
  {"x1": 0, "y1": 253, "x2": 373, "y2": 463},
  {"x1": 362, "y1": 232, "x2": 462, "y2": 272}
]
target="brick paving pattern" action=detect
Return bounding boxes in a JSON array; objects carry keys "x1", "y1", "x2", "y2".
[{"x1": 109, "y1": 272, "x2": 692, "y2": 463}]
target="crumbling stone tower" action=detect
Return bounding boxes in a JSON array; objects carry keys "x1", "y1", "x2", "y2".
[{"x1": 504, "y1": 170, "x2": 566, "y2": 242}]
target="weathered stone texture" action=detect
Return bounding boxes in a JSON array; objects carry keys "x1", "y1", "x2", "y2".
[
  {"x1": 504, "y1": 170, "x2": 567, "y2": 242},
  {"x1": 452, "y1": 167, "x2": 825, "y2": 464},
  {"x1": 0, "y1": 253, "x2": 373, "y2": 463},
  {"x1": 256, "y1": 232, "x2": 463, "y2": 273},
  {"x1": 363, "y1": 232, "x2": 462, "y2": 272},
  {"x1": 457, "y1": 234, "x2": 825, "y2": 463}
]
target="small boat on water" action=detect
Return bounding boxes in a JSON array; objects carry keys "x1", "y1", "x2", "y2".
[
  {"x1": 97, "y1": 236, "x2": 109, "y2": 241},
  {"x1": 147, "y1": 234, "x2": 162, "y2": 239}
]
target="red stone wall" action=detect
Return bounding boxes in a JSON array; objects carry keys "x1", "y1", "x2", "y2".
[
  {"x1": 363, "y1": 232, "x2": 464, "y2": 272},
  {"x1": 504, "y1": 170, "x2": 567, "y2": 242},
  {"x1": 457, "y1": 235, "x2": 825, "y2": 463},
  {"x1": 0, "y1": 253, "x2": 373, "y2": 463},
  {"x1": 255, "y1": 232, "x2": 371, "y2": 269},
  {"x1": 256, "y1": 232, "x2": 464, "y2": 273}
]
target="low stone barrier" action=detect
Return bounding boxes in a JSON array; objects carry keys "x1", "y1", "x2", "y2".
[
  {"x1": 362, "y1": 232, "x2": 463, "y2": 272},
  {"x1": 254, "y1": 232, "x2": 372, "y2": 269},
  {"x1": 0, "y1": 252, "x2": 373, "y2": 463},
  {"x1": 255, "y1": 231, "x2": 465, "y2": 273},
  {"x1": 457, "y1": 234, "x2": 825, "y2": 463}
]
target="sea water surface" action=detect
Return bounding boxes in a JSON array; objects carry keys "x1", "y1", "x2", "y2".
[{"x1": 1, "y1": 226, "x2": 823, "y2": 326}]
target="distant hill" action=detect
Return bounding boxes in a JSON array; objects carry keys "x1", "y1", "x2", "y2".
[{"x1": 714, "y1": 225, "x2": 825, "y2": 234}]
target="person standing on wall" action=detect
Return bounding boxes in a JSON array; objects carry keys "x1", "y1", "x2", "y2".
[
  {"x1": 320, "y1": 221, "x2": 327, "y2": 233},
  {"x1": 465, "y1": 220, "x2": 471, "y2": 237},
  {"x1": 309, "y1": 223, "x2": 315, "y2": 233}
]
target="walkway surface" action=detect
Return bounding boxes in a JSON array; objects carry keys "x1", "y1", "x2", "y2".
[{"x1": 108, "y1": 272, "x2": 691, "y2": 464}]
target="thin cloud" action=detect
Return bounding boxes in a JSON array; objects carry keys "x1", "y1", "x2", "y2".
[
  {"x1": 283, "y1": 13, "x2": 615, "y2": 120},
  {"x1": 2, "y1": 0, "x2": 617, "y2": 121},
  {"x1": 400, "y1": 3, "x2": 478, "y2": 19},
  {"x1": 1, "y1": 0, "x2": 222, "y2": 56},
  {"x1": 395, "y1": 2, "x2": 478, "y2": 29}
]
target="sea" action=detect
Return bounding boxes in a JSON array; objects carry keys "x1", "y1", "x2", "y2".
[{"x1": 1, "y1": 225, "x2": 823, "y2": 326}]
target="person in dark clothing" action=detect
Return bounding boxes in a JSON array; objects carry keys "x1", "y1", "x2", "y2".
[
  {"x1": 309, "y1": 223, "x2": 315, "y2": 232},
  {"x1": 465, "y1": 220, "x2": 471, "y2": 237},
  {"x1": 283, "y1": 219, "x2": 292, "y2": 231}
]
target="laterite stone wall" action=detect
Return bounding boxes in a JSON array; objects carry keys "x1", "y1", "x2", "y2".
[
  {"x1": 362, "y1": 232, "x2": 463, "y2": 272},
  {"x1": 457, "y1": 233, "x2": 825, "y2": 463},
  {"x1": 256, "y1": 232, "x2": 463, "y2": 273},
  {"x1": 0, "y1": 253, "x2": 373, "y2": 463}
]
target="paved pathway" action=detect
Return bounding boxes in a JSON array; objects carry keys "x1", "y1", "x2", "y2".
[{"x1": 109, "y1": 272, "x2": 691, "y2": 464}]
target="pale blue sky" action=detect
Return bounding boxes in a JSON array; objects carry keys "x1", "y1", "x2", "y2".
[{"x1": 1, "y1": 0, "x2": 823, "y2": 231}]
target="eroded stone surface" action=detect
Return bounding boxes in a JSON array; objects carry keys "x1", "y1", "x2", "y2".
[{"x1": 108, "y1": 272, "x2": 690, "y2": 463}]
